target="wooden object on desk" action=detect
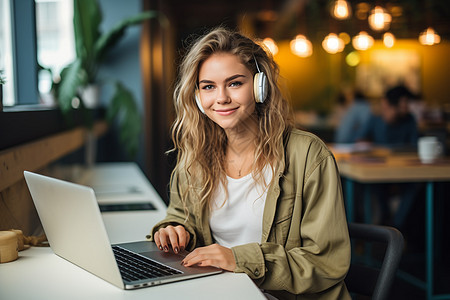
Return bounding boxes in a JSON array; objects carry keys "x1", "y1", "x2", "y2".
[
  {"x1": 0, "y1": 121, "x2": 108, "y2": 235},
  {"x1": 0, "y1": 231, "x2": 18, "y2": 263}
]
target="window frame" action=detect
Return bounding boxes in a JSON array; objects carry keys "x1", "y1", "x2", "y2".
[
  {"x1": 0, "y1": 0, "x2": 80, "y2": 151},
  {"x1": 10, "y1": 0, "x2": 39, "y2": 106}
]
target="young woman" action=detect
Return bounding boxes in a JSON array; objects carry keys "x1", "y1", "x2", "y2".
[{"x1": 150, "y1": 27, "x2": 350, "y2": 299}]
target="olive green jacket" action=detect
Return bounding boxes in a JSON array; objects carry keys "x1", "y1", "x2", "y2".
[{"x1": 150, "y1": 129, "x2": 351, "y2": 300}]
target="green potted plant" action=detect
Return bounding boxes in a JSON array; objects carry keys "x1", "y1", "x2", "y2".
[{"x1": 56, "y1": 0, "x2": 164, "y2": 158}]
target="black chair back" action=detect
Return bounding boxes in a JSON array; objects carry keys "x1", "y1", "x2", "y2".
[{"x1": 345, "y1": 222, "x2": 404, "y2": 300}]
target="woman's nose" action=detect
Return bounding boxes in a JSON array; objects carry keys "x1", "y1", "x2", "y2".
[{"x1": 216, "y1": 87, "x2": 231, "y2": 104}]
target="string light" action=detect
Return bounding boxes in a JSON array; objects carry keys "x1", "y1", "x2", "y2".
[
  {"x1": 419, "y1": 27, "x2": 441, "y2": 45},
  {"x1": 290, "y1": 35, "x2": 313, "y2": 57},
  {"x1": 322, "y1": 33, "x2": 345, "y2": 54},
  {"x1": 262, "y1": 37, "x2": 279, "y2": 55},
  {"x1": 368, "y1": 6, "x2": 392, "y2": 31},
  {"x1": 331, "y1": 0, "x2": 352, "y2": 20},
  {"x1": 383, "y1": 32, "x2": 395, "y2": 48},
  {"x1": 352, "y1": 31, "x2": 374, "y2": 51}
]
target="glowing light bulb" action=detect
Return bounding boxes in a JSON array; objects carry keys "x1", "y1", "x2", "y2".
[
  {"x1": 368, "y1": 6, "x2": 392, "y2": 31},
  {"x1": 331, "y1": 0, "x2": 352, "y2": 20},
  {"x1": 290, "y1": 35, "x2": 313, "y2": 57},
  {"x1": 263, "y1": 37, "x2": 279, "y2": 55},
  {"x1": 419, "y1": 27, "x2": 441, "y2": 46},
  {"x1": 383, "y1": 32, "x2": 395, "y2": 48},
  {"x1": 352, "y1": 31, "x2": 374, "y2": 51},
  {"x1": 322, "y1": 33, "x2": 345, "y2": 54}
]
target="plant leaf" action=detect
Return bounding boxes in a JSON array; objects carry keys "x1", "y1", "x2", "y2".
[
  {"x1": 107, "y1": 81, "x2": 141, "y2": 158},
  {"x1": 74, "y1": 0, "x2": 102, "y2": 81},
  {"x1": 57, "y1": 59, "x2": 85, "y2": 113}
]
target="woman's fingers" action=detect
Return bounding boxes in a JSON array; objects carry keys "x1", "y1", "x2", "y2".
[
  {"x1": 153, "y1": 231, "x2": 162, "y2": 250},
  {"x1": 174, "y1": 225, "x2": 190, "y2": 252},
  {"x1": 154, "y1": 225, "x2": 190, "y2": 254},
  {"x1": 166, "y1": 226, "x2": 181, "y2": 253},
  {"x1": 181, "y1": 244, "x2": 236, "y2": 271}
]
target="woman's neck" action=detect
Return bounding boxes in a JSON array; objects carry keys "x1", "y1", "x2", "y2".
[
  {"x1": 225, "y1": 121, "x2": 258, "y2": 155},
  {"x1": 225, "y1": 122, "x2": 258, "y2": 178}
]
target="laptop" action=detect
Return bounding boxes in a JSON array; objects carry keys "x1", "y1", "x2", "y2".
[{"x1": 24, "y1": 171, "x2": 222, "y2": 290}]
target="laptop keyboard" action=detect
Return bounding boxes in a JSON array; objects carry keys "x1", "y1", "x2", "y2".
[{"x1": 112, "y1": 245, "x2": 183, "y2": 282}]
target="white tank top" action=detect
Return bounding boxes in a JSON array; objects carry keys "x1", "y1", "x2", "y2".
[{"x1": 209, "y1": 167, "x2": 273, "y2": 248}]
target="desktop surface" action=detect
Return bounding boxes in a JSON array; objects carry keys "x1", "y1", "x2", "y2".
[{"x1": 0, "y1": 247, "x2": 265, "y2": 300}]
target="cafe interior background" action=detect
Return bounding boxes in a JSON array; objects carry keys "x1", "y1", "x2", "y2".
[{"x1": 1, "y1": 0, "x2": 450, "y2": 298}]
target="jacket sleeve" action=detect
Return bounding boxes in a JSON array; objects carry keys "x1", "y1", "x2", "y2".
[
  {"x1": 232, "y1": 154, "x2": 350, "y2": 295},
  {"x1": 148, "y1": 170, "x2": 200, "y2": 251}
]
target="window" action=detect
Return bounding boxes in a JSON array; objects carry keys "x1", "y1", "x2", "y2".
[
  {"x1": 0, "y1": 0, "x2": 15, "y2": 107},
  {"x1": 36, "y1": 0, "x2": 75, "y2": 105},
  {"x1": 0, "y1": 0, "x2": 74, "y2": 109},
  {"x1": 0, "y1": 0, "x2": 74, "y2": 150}
]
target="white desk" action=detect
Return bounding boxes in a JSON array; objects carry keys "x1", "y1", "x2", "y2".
[
  {"x1": 0, "y1": 247, "x2": 263, "y2": 300},
  {"x1": 0, "y1": 163, "x2": 265, "y2": 300}
]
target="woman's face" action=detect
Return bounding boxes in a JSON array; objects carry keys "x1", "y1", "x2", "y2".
[{"x1": 197, "y1": 52, "x2": 256, "y2": 133}]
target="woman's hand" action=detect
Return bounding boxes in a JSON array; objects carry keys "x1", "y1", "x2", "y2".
[
  {"x1": 181, "y1": 244, "x2": 236, "y2": 271},
  {"x1": 154, "y1": 225, "x2": 190, "y2": 254}
]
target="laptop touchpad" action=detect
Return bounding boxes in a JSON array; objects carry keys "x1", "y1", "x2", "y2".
[{"x1": 142, "y1": 251, "x2": 185, "y2": 263}]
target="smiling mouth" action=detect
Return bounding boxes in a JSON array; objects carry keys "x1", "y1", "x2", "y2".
[{"x1": 214, "y1": 107, "x2": 238, "y2": 116}]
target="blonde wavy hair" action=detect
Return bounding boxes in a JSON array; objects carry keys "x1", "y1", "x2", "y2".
[{"x1": 170, "y1": 27, "x2": 293, "y2": 212}]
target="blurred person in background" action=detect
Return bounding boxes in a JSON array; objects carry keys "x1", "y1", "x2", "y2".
[
  {"x1": 334, "y1": 90, "x2": 372, "y2": 144},
  {"x1": 356, "y1": 85, "x2": 418, "y2": 148}
]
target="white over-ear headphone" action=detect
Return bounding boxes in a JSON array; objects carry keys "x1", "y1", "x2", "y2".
[
  {"x1": 253, "y1": 57, "x2": 268, "y2": 104},
  {"x1": 194, "y1": 89, "x2": 205, "y2": 114},
  {"x1": 194, "y1": 56, "x2": 268, "y2": 113}
]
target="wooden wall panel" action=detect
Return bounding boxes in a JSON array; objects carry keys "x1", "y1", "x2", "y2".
[{"x1": 0, "y1": 121, "x2": 107, "y2": 235}]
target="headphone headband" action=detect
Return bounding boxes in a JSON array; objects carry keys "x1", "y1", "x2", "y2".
[{"x1": 253, "y1": 55, "x2": 262, "y2": 73}]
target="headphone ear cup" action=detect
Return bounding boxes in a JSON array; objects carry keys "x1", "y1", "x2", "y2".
[
  {"x1": 253, "y1": 72, "x2": 268, "y2": 103},
  {"x1": 194, "y1": 89, "x2": 205, "y2": 114}
]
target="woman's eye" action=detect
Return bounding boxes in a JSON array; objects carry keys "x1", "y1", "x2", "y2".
[
  {"x1": 201, "y1": 85, "x2": 214, "y2": 90},
  {"x1": 229, "y1": 81, "x2": 242, "y2": 87}
]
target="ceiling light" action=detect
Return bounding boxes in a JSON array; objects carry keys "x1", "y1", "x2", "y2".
[
  {"x1": 368, "y1": 6, "x2": 392, "y2": 31},
  {"x1": 322, "y1": 33, "x2": 345, "y2": 54},
  {"x1": 263, "y1": 37, "x2": 279, "y2": 55},
  {"x1": 290, "y1": 35, "x2": 313, "y2": 57},
  {"x1": 419, "y1": 27, "x2": 441, "y2": 46},
  {"x1": 383, "y1": 32, "x2": 395, "y2": 48},
  {"x1": 352, "y1": 31, "x2": 374, "y2": 51},
  {"x1": 331, "y1": 0, "x2": 352, "y2": 20}
]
